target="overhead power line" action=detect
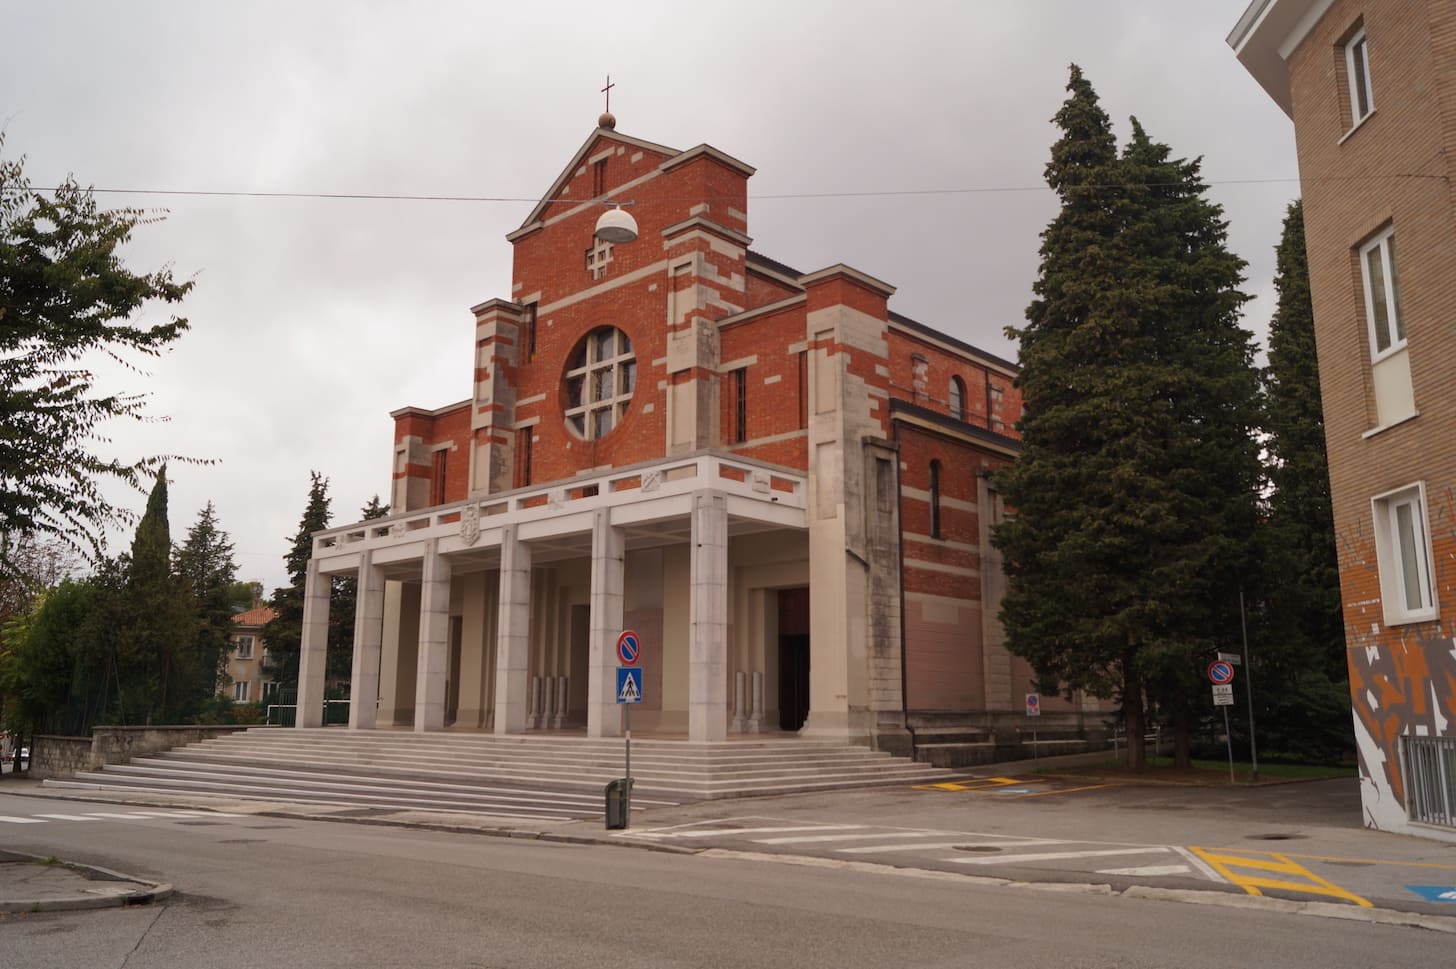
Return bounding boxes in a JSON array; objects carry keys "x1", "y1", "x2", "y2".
[{"x1": 5, "y1": 171, "x2": 1443, "y2": 206}]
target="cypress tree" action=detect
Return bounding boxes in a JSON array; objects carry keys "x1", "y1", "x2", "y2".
[
  {"x1": 1258, "y1": 200, "x2": 1350, "y2": 760},
  {"x1": 994, "y1": 68, "x2": 1262, "y2": 768}
]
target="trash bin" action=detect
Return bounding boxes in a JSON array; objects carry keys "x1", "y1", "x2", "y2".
[{"x1": 604, "y1": 777, "x2": 634, "y2": 830}]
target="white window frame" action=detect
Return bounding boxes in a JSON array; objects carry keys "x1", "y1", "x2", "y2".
[
  {"x1": 1345, "y1": 29, "x2": 1374, "y2": 126},
  {"x1": 1371, "y1": 482, "x2": 1438, "y2": 626},
  {"x1": 1359, "y1": 227, "x2": 1405, "y2": 362},
  {"x1": 235, "y1": 635, "x2": 254, "y2": 659},
  {"x1": 564, "y1": 327, "x2": 635, "y2": 439},
  {"x1": 232, "y1": 680, "x2": 250, "y2": 703}
]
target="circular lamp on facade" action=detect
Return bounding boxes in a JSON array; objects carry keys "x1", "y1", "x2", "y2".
[{"x1": 594, "y1": 206, "x2": 639, "y2": 244}]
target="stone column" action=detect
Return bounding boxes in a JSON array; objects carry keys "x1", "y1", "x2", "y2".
[
  {"x1": 689, "y1": 491, "x2": 729, "y2": 742},
  {"x1": 296, "y1": 559, "x2": 330, "y2": 728},
  {"x1": 413, "y1": 539, "x2": 452, "y2": 731},
  {"x1": 348, "y1": 551, "x2": 385, "y2": 730},
  {"x1": 494, "y1": 525, "x2": 532, "y2": 735},
  {"x1": 587, "y1": 509, "x2": 625, "y2": 738}
]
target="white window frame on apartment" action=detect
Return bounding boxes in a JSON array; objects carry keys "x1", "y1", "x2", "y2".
[
  {"x1": 1359, "y1": 226, "x2": 1405, "y2": 363},
  {"x1": 1371, "y1": 482, "x2": 1438, "y2": 626},
  {"x1": 1345, "y1": 29, "x2": 1374, "y2": 127},
  {"x1": 235, "y1": 635, "x2": 254, "y2": 659},
  {"x1": 232, "y1": 680, "x2": 250, "y2": 703}
]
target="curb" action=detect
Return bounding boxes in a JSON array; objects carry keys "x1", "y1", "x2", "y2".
[{"x1": 0, "y1": 850, "x2": 175, "y2": 914}]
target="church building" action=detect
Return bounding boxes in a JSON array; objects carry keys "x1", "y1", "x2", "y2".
[{"x1": 296, "y1": 115, "x2": 1101, "y2": 759}]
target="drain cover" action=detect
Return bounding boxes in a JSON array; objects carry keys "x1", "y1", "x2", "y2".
[
  {"x1": 953, "y1": 845, "x2": 1003, "y2": 853},
  {"x1": 1251, "y1": 833, "x2": 1306, "y2": 841}
]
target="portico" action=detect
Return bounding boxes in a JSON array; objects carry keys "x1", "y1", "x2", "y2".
[{"x1": 298, "y1": 452, "x2": 807, "y2": 742}]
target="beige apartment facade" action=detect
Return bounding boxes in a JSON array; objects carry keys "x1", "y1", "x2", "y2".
[{"x1": 1231, "y1": 0, "x2": 1456, "y2": 838}]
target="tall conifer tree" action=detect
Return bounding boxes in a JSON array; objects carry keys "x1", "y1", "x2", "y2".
[
  {"x1": 1259, "y1": 200, "x2": 1350, "y2": 759},
  {"x1": 264, "y1": 472, "x2": 331, "y2": 688},
  {"x1": 994, "y1": 68, "x2": 1261, "y2": 767},
  {"x1": 174, "y1": 502, "x2": 239, "y2": 695}
]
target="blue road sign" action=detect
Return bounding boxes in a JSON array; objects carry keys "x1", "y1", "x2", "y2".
[
  {"x1": 1407, "y1": 885, "x2": 1456, "y2": 903},
  {"x1": 616, "y1": 667, "x2": 643, "y2": 704},
  {"x1": 617, "y1": 629, "x2": 641, "y2": 666},
  {"x1": 1207, "y1": 661, "x2": 1236, "y2": 685}
]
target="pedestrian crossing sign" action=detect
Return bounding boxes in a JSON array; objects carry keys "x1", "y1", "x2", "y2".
[{"x1": 616, "y1": 667, "x2": 643, "y2": 704}]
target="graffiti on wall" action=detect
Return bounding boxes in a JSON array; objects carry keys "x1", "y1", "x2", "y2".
[{"x1": 1341, "y1": 483, "x2": 1456, "y2": 831}]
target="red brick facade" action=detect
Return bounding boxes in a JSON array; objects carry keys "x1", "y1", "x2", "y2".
[{"x1": 383, "y1": 121, "x2": 1041, "y2": 740}]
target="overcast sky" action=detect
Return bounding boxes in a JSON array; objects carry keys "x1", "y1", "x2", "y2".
[{"x1": 2, "y1": 0, "x2": 1295, "y2": 594}]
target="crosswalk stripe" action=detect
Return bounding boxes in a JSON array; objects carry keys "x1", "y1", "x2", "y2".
[
  {"x1": 83, "y1": 812, "x2": 151, "y2": 819},
  {"x1": 664, "y1": 824, "x2": 862, "y2": 839},
  {"x1": 0, "y1": 815, "x2": 46, "y2": 824},
  {"x1": 839, "y1": 839, "x2": 1053, "y2": 855},
  {"x1": 949, "y1": 846, "x2": 1171, "y2": 866},
  {"x1": 754, "y1": 831, "x2": 954, "y2": 845},
  {"x1": 32, "y1": 814, "x2": 101, "y2": 821}
]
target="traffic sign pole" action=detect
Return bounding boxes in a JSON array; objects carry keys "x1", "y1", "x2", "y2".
[{"x1": 1223, "y1": 707, "x2": 1235, "y2": 785}]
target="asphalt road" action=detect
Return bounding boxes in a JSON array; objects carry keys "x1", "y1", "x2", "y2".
[{"x1": 0, "y1": 791, "x2": 1448, "y2": 969}]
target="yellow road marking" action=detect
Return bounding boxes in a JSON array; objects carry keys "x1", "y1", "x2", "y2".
[
  {"x1": 1190, "y1": 847, "x2": 1372, "y2": 907},
  {"x1": 915, "y1": 776, "x2": 1026, "y2": 792},
  {"x1": 1278, "y1": 852, "x2": 1456, "y2": 872}
]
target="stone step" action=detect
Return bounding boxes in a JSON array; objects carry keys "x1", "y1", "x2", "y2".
[
  {"x1": 166, "y1": 743, "x2": 906, "y2": 773},
  {"x1": 43, "y1": 726, "x2": 955, "y2": 806}
]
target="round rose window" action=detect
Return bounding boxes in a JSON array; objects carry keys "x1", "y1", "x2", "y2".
[{"x1": 564, "y1": 327, "x2": 636, "y2": 439}]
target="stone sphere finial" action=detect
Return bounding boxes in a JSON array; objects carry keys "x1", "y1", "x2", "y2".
[{"x1": 599, "y1": 111, "x2": 616, "y2": 129}]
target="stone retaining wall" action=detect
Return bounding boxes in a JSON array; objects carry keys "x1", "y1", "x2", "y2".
[{"x1": 27, "y1": 725, "x2": 249, "y2": 780}]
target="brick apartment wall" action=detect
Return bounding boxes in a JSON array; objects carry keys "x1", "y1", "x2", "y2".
[{"x1": 1286, "y1": 0, "x2": 1456, "y2": 809}]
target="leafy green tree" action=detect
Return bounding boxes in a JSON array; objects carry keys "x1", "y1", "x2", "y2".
[
  {"x1": 1256, "y1": 200, "x2": 1350, "y2": 760},
  {"x1": 993, "y1": 67, "x2": 1262, "y2": 768},
  {"x1": 0, "y1": 580, "x2": 97, "y2": 737},
  {"x1": 0, "y1": 137, "x2": 194, "y2": 582},
  {"x1": 174, "y1": 502, "x2": 240, "y2": 695},
  {"x1": 264, "y1": 472, "x2": 332, "y2": 687}
]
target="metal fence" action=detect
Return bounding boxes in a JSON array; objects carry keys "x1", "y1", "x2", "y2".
[
  {"x1": 264, "y1": 687, "x2": 350, "y2": 727},
  {"x1": 1401, "y1": 735, "x2": 1456, "y2": 828}
]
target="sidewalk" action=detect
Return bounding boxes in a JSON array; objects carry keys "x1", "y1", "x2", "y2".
[
  {"x1": 4, "y1": 770, "x2": 1455, "y2": 931},
  {"x1": 0, "y1": 848, "x2": 172, "y2": 914}
]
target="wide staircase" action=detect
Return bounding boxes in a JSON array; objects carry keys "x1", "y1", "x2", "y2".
[{"x1": 43, "y1": 728, "x2": 954, "y2": 818}]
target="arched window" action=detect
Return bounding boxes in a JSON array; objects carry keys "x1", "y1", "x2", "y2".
[
  {"x1": 948, "y1": 377, "x2": 966, "y2": 422},
  {"x1": 564, "y1": 327, "x2": 636, "y2": 439},
  {"x1": 929, "y1": 460, "x2": 943, "y2": 540}
]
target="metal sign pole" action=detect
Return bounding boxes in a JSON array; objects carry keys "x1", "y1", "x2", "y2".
[
  {"x1": 1223, "y1": 707, "x2": 1235, "y2": 785},
  {"x1": 1239, "y1": 585, "x2": 1259, "y2": 782},
  {"x1": 624, "y1": 702, "x2": 632, "y2": 828}
]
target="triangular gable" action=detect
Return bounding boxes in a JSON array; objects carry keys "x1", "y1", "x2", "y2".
[{"x1": 514, "y1": 127, "x2": 682, "y2": 233}]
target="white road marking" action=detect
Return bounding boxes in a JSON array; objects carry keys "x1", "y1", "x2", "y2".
[
  {"x1": 1096, "y1": 863, "x2": 1192, "y2": 876},
  {"x1": 839, "y1": 839, "x2": 1055, "y2": 855},
  {"x1": 754, "y1": 831, "x2": 956, "y2": 845},
  {"x1": 83, "y1": 812, "x2": 154, "y2": 820},
  {"x1": 1172, "y1": 845, "x2": 1226, "y2": 883},
  {"x1": 0, "y1": 815, "x2": 46, "y2": 824},
  {"x1": 659, "y1": 824, "x2": 863, "y2": 839},
  {"x1": 949, "y1": 846, "x2": 1172, "y2": 866},
  {"x1": 32, "y1": 814, "x2": 101, "y2": 821}
]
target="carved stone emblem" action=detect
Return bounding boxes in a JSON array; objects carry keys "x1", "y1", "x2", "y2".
[
  {"x1": 460, "y1": 504, "x2": 481, "y2": 547},
  {"x1": 642, "y1": 468, "x2": 662, "y2": 493},
  {"x1": 752, "y1": 470, "x2": 771, "y2": 493},
  {"x1": 389, "y1": 521, "x2": 406, "y2": 538}
]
